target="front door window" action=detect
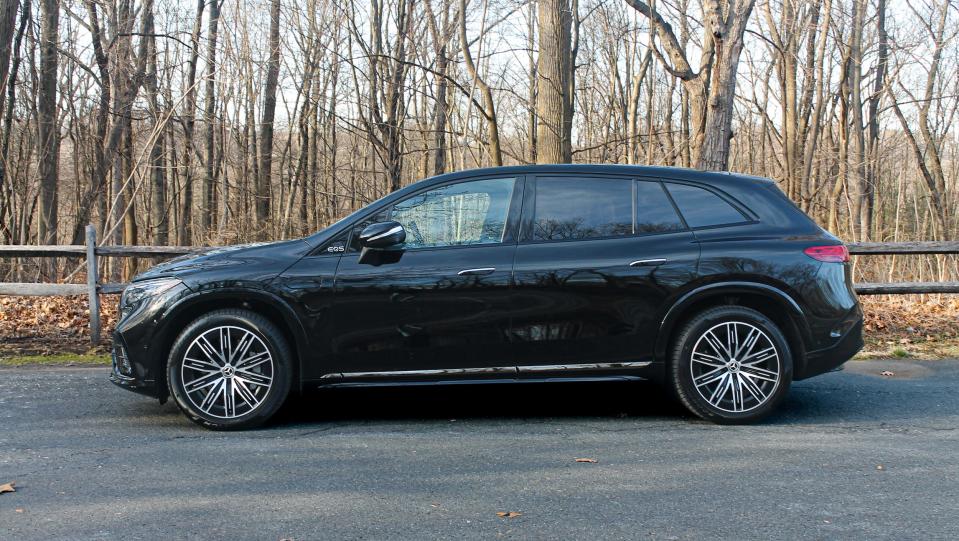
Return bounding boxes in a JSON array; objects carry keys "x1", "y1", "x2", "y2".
[{"x1": 389, "y1": 178, "x2": 516, "y2": 249}]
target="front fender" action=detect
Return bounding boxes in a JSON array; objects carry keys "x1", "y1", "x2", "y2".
[{"x1": 153, "y1": 287, "x2": 310, "y2": 380}]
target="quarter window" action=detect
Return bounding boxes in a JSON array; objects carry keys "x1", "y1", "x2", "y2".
[
  {"x1": 665, "y1": 183, "x2": 747, "y2": 228},
  {"x1": 388, "y1": 177, "x2": 515, "y2": 249},
  {"x1": 636, "y1": 181, "x2": 685, "y2": 233},
  {"x1": 532, "y1": 177, "x2": 633, "y2": 241}
]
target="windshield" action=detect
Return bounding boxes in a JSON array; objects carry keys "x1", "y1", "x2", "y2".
[{"x1": 307, "y1": 191, "x2": 396, "y2": 242}]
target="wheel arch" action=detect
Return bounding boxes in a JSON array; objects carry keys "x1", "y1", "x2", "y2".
[
  {"x1": 152, "y1": 288, "x2": 308, "y2": 400},
  {"x1": 656, "y1": 281, "x2": 811, "y2": 367}
]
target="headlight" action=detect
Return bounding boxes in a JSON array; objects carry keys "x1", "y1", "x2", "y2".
[{"x1": 119, "y1": 278, "x2": 182, "y2": 314}]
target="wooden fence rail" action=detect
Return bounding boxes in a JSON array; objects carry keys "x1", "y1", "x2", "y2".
[
  {"x1": 0, "y1": 225, "x2": 211, "y2": 344},
  {"x1": 1, "y1": 225, "x2": 958, "y2": 344}
]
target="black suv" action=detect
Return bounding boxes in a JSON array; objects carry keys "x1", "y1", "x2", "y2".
[{"x1": 111, "y1": 165, "x2": 863, "y2": 429}]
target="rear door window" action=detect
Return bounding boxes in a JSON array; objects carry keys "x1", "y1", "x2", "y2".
[
  {"x1": 635, "y1": 181, "x2": 685, "y2": 233},
  {"x1": 531, "y1": 177, "x2": 633, "y2": 241},
  {"x1": 665, "y1": 183, "x2": 748, "y2": 228}
]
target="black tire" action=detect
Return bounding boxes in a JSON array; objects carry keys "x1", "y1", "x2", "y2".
[
  {"x1": 669, "y1": 306, "x2": 792, "y2": 424},
  {"x1": 167, "y1": 309, "x2": 293, "y2": 430}
]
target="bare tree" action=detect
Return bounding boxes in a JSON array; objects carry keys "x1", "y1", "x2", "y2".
[
  {"x1": 2, "y1": 0, "x2": 958, "y2": 289},
  {"x1": 889, "y1": 0, "x2": 957, "y2": 239},
  {"x1": 0, "y1": 0, "x2": 25, "y2": 242},
  {"x1": 424, "y1": 0, "x2": 456, "y2": 175},
  {"x1": 625, "y1": 0, "x2": 756, "y2": 170},
  {"x1": 459, "y1": 0, "x2": 502, "y2": 166},
  {"x1": 145, "y1": 14, "x2": 167, "y2": 244},
  {"x1": 256, "y1": 0, "x2": 281, "y2": 236},
  {"x1": 177, "y1": 0, "x2": 206, "y2": 245},
  {"x1": 202, "y1": 0, "x2": 221, "y2": 237},
  {"x1": 37, "y1": 0, "x2": 59, "y2": 245},
  {"x1": 0, "y1": 0, "x2": 17, "y2": 117},
  {"x1": 863, "y1": 0, "x2": 888, "y2": 239},
  {"x1": 536, "y1": 0, "x2": 575, "y2": 163}
]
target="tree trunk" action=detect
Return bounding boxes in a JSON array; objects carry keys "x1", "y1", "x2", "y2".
[
  {"x1": 864, "y1": 0, "x2": 887, "y2": 240},
  {"x1": 425, "y1": 0, "x2": 452, "y2": 176},
  {"x1": 37, "y1": 0, "x2": 59, "y2": 245},
  {"x1": 536, "y1": 0, "x2": 573, "y2": 164},
  {"x1": 0, "y1": 0, "x2": 18, "y2": 119},
  {"x1": 257, "y1": 0, "x2": 281, "y2": 238},
  {"x1": 177, "y1": 0, "x2": 205, "y2": 246},
  {"x1": 846, "y1": 0, "x2": 867, "y2": 240},
  {"x1": 527, "y1": 1, "x2": 537, "y2": 163},
  {"x1": 71, "y1": 0, "x2": 110, "y2": 245},
  {"x1": 145, "y1": 24, "x2": 167, "y2": 245},
  {"x1": 695, "y1": 0, "x2": 755, "y2": 170},
  {"x1": 122, "y1": 122, "x2": 137, "y2": 279},
  {"x1": 0, "y1": 0, "x2": 28, "y2": 243},
  {"x1": 431, "y1": 43, "x2": 449, "y2": 176},
  {"x1": 459, "y1": 0, "x2": 502, "y2": 166},
  {"x1": 202, "y1": 0, "x2": 220, "y2": 237},
  {"x1": 624, "y1": 0, "x2": 755, "y2": 171}
]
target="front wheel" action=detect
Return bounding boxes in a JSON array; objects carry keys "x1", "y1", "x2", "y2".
[
  {"x1": 669, "y1": 306, "x2": 793, "y2": 424},
  {"x1": 167, "y1": 309, "x2": 293, "y2": 430}
]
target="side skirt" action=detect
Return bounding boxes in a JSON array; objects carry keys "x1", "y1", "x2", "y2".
[
  {"x1": 319, "y1": 361, "x2": 652, "y2": 380},
  {"x1": 316, "y1": 375, "x2": 649, "y2": 390},
  {"x1": 307, "y1": 361, "x2": 656, "y2": 390}
]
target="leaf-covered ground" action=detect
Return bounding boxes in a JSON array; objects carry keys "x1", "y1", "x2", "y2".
[
  {"x1": 858, "y1": 296, "x2": 959, "y2": 359},
  {"x1": 0, "y1": 296, "x2": 117, "y2": 362},
  {"x1": 1, "y1": 295, "x2": 958, "y2": 363}
]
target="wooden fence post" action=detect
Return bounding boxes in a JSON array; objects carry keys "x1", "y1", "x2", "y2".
[{"x1": 85, "y1": 225, "x2": 101, "y2": 345}]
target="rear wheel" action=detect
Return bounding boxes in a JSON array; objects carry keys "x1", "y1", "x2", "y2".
[
  {"x1": 669, "y1": 306, "x2": 792, "y2": 424},
  {"x1": 167, "y1": 309, "x2": 293, "y2": 430}
]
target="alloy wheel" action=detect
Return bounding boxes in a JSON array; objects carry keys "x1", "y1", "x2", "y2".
[
  {"x1": 180, "y1": 325, "x2": 275, "y2": 419},
  {"x1": 689, "y1": 321, "x2": 781, "y2": 413}
]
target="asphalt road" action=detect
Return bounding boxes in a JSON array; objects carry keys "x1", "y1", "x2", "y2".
[{"x1": 1, "y1": 360, "x2": 958, "y2": 540}]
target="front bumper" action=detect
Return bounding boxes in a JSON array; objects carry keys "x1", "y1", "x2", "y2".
[
  {"x1": 108, "y1": 281, "x2": 191, "y2": 400},
  {"x1": 109, "y1": 336, "x2": 160, "y2": 398}
]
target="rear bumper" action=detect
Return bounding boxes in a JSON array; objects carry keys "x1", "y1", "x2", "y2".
[{"x1": 797, "y1": 315, "x2": 864, "y2": 380}]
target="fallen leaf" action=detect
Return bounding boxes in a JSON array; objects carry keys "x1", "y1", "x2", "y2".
[
  {"x1": 880, "y1": 370, "x2": 895, "y2": 377},
  {"x1": 0, "y1": 481, "x2": 15, "y2": 494},
  {"x1": 575, "y1": 458, "x2": 598, "y2": 463},
  {"x1": 497, "y1": 512, "x2": 522, "y2": 518}
]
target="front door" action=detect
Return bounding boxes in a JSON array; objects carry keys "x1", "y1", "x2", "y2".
[
  {"x1": 510, "y1": 175, "x2": 699, "y2": 369},
  {"x1": 328, "y1": 176, "x2": 523, "y2": 376}
]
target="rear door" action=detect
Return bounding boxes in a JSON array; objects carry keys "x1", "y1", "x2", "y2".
[{"x1": 510, "y1": 175, "x2": 699, "y2": 369}]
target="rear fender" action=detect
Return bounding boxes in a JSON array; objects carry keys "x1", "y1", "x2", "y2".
[{"x1": 655, "y1": 281, "x2": 812, "y2": 362}]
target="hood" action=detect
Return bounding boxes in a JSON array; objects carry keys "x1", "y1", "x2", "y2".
[{"x1": 133, "y1": 239, "x2": 311, "y2": 282}]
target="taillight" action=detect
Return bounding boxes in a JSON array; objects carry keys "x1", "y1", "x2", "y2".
[{"x1": 803, "y1": 245, "x2": 849, "y2": 263}]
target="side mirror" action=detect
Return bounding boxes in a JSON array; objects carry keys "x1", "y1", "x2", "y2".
[{"x1": 358, "y1": 221, "x2": 406, "y2": 249}]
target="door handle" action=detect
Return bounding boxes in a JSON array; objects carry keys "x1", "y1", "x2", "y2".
[
  {"x1": 457, "y1": 267, "x2": 496, "y2": 276},
  {"x1": 629, "y1": 258, "x2": 667, "y2": 267}
]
